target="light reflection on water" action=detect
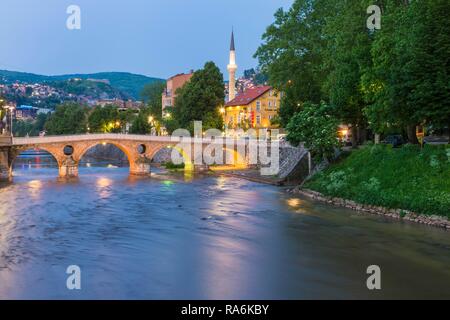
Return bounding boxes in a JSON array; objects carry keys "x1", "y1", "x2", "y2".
[{"x1": 0, "y1": 155, "x2": 449, "y2": 299}]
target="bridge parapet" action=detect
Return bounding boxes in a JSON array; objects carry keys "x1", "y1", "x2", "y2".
[{"x1": 0, "y1": 135, "x2": 12, "y2": 147}]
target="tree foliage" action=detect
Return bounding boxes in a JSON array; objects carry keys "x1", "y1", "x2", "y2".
[
  {"x1": 129, "y1": 107, "x2": 154, "y2": 134},
  {"x1": 256, "y1": 0, "x2": 450, "y2": 145},
  {"x1": 254, "y1": 0, "x2": 330, "y2": 126},
  {"x1": 44, "y1": 102, "x2": 88, "y2": 135},
  {"x1": 88, "y1": 104, "x2": 121, "y2": 133},
  {"x1": 13, "y1": 113, "x2": 50, "y2": 137},
  {"x1": 286, "y1": 102, "x2": 339, "y2": 161},
  {"x1": 140, "y1": 81, "x2": 165, "y2": 120},
  {"x1": 173, "y1": 62, "x2": 224, "y2": 132}
]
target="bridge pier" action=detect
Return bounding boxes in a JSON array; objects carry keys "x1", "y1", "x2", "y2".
[
  {"x1": 59, "y1": 156, "x2": 79, "y2": 179},
  {"x1": 194, "y1": 164, "x2": 210, "y2": 173},
  {"x1": 130, "y1": 157, "x2": 151, "y2": 176},
  {"x1": 0, "y1": 147, "x2": 11, "y2": 181},
  {"x1": 130, "y1": 163, "x2": 151, "y2": 176}
]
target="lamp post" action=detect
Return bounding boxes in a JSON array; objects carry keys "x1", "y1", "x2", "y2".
[{"x1": 5, "y1": 105, "x2": 15, "y2": 136}]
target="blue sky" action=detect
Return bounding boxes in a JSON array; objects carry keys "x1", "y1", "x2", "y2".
[{"x1": 0, "y1": 0, "x2": 293, "y2": 79}]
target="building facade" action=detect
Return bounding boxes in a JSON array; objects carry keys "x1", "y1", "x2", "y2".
[
  {"x1": 161, "y1": 72, "x2": 193, "y2": 116},
  {"x1": 224, "y1": 86, "x2": 281, "y2": 130}
]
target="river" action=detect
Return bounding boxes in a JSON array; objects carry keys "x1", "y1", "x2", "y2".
[{"x1": 0, "y1": 153, "x2": 449, "y2": 299}]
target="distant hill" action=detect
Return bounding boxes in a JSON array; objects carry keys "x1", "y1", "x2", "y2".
[
  {"x1": 49, "y1": 78, "x2": 128, "y2": 100},
  {"x1": 0, "y1": 70, "x2": 164, "y2": 99}
]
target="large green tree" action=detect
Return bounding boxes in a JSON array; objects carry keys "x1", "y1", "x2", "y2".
[
  {"x1": 322, "y1": 0, "x2": 372, "y2": 145},
  {"x1": 88, "y1": 104, "x2": 121, "y2": 133},
  {"x1": 129, "y1": 108, "x2": 153, "y2": 134},
  {"x1": 173, "y1": 62, "x2": 224, "y2": 132},
  {"x1": 140, "y1": 81, "x2": 165, "y2": 120},
  {"x1": 254, "y1": 0, "x2": 332, "y2": 127},
  {"x1": 44, "y1": 102, "x2": 88, "y2": 135},
  {"x1": 362, "y1": 0, "x2": 450, "y2": 142}
]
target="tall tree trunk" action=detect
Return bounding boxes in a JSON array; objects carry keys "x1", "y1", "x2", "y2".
[
  {"x1": 351, "y1": 125, "x2": 358, "y2": 148},
  {"x1": 357, "y1": 127, "x2": 367, "y2": 145},
  {"x1": 406, "y1": 125, "x2": 418, "y2": 144}
]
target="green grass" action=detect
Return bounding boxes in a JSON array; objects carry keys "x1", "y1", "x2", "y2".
[
  {"x1": 163, "y1": 162, "x2": 185, "y2": 170},
  {"x1": 305, "y1": 144, "x2": 450, "y2": 218}
]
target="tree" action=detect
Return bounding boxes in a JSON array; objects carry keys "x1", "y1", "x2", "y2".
[
  {"x1": 140, "y1": 81, "x2": 166, "y2": 120},
  {"x1": 322, "y1": 0, "x2": 372, "y2": 146},
  {"x1": 286, "y1": 102, "x2": 339, "y2": 161},
  {"x1": 362, "y1": 0, "x2": 450, "y2": 143},
  {"x1": 129, "y1": 111, "x2": 152, "y2": 134},
  {"x1": 254, "y1": 0, "x2": 332, "y2": 126},
  {"x1": 13, "y1": 112, "x2": 51, "y2": 137},
  {"x1": 173, "y1": 62, "x2": 225, "y2": 132},
  {"x1": 88, "y1": 104, "x2": 121, "y2": 133},
  {"x1": 44, "y1": 102, "x2": 88, "y2": 135}
]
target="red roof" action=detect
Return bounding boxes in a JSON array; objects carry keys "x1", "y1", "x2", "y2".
[{"x1": 225, "y1": 86, "x2": 272, "y2": 107}]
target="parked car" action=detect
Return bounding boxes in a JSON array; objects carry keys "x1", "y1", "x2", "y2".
[{"x1": 383, "y1": 135, "x2": 404, "y2": 148}]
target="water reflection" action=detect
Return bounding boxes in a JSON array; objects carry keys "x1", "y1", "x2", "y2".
[{"x1": 27, "y1": 180, "x2": 43, "y2": 200}]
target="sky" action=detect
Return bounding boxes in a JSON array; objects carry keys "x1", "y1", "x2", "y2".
[{"x1": 0, "y1": 0, "x2": 293, "y2": 79}]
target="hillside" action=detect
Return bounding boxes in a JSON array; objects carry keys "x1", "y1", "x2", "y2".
[
  {"x1": 305, "y1": 144, "x2": 450, "y2": 218},
  {"x1": 49, "y1": 79, "x2": 128, "y2": 100},
  {"x1": 0, "y1": 70, "x2": 164, "y2": 99}
]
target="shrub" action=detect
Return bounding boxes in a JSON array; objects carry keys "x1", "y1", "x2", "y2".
[{"x1": 163, "y1": 162, "x2": 185, "y2": 170}]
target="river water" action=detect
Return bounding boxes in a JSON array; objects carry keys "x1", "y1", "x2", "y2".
[{"x1": 0, "y1": 153, "x2": 449, "y2": 299}]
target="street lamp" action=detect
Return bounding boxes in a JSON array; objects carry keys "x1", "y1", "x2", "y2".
[{"x1": 5, "y1": 105, "x2": 15, "y2": 136}]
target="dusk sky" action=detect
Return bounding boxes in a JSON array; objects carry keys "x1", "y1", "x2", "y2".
[{"x1": 0, "y1": 0, "x2": 293, "y2": 79}]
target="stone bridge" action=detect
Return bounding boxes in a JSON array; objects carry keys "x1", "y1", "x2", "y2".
[{"x1": 0, "y1": 134, "x2": 253, "y2": 180}]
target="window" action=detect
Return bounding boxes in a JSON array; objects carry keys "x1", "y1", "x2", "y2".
[
  {"x1": 256, "y1": 115, "x2": 261, "y2": 125},
  {"x1": 256, "y1": 101, "x2": 261, "y2": 112},
  {"x1": 268, "y1": 100, "x2": 272, "y2": 109}
]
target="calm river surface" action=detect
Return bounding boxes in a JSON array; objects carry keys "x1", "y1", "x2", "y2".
[{"x1": 0, "y1": 153, "x2": 449, "y2": 299}]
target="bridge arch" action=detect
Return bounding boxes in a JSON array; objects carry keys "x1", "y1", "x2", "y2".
[
  {"x1": 11, "y1": 145, "x2": 62, "y2": 167},
  {"x1": 148, "y1": 144, "x2": 193, "y2": 171},
  {"x1": 8, "y1": 146, "x2": 61, "y2": 178},
  {"x1": 74, "y1": 140, "x2": 151, "y2": 176},
  {"x1": 75, "y1": 141, "x2": 133, "y2": 165}
]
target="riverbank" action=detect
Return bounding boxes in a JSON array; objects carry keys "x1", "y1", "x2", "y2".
[
  {"x1": 298, "y1": 144, "x2": 450, "y2": 229},
  {"x1": 210, "y1": 167, "x2": 283, "y2": 186},
  {"x1": 289, "y1": 188, "x2": 450, "y2": 230}
]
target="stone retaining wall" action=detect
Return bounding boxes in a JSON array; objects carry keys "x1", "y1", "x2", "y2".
[{"x1": 289, "y1": 188, "x2": 450, "y2": 230}]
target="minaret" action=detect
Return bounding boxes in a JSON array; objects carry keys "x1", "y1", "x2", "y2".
[{"x1": 227, "y1": 29, "x2": 237, "y2": 102}]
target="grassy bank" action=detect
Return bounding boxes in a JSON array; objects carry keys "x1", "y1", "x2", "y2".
[{"x1": 304, "y1": 144, "x2": 450, "y2": 218}]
